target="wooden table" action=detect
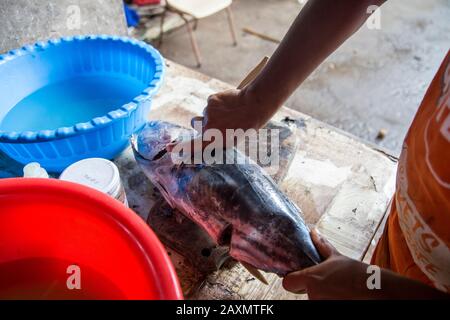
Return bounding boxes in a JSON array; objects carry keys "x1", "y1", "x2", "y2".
[
  {"x1": 115, "y1": 61, "x2": 398, "y2": 299},
  {"x1": 0, "y1": 60, "x2": 398, "y2": 300}
]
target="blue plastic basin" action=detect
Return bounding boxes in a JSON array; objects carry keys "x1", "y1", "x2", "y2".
[{"x1": 0, "y1": 35, "x2": 164, "y2": 172}]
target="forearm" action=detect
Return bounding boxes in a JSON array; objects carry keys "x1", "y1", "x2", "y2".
[
  {"x1": 370, "y1": 267, "x2": 450, "y2": 299},
  {"x1": 346, "y1": 261, "x2": 448, "y2": 299},
  {"x1": 245, "y1": 0, "x2": 386, "y2": 124}
]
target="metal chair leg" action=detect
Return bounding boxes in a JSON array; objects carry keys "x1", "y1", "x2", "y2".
[
  {"x1": 158, "y1": 9, "x2": 167, "y2": 48},
  {"x1": 193, "y1": 18, "x2": 198, "y2": 31},
  {"x1": 180, "y1": 14, "x2": 202, "y2": 68},
  {"x1": 226, "y1": 6, "x2": 238, "y2": 46}
]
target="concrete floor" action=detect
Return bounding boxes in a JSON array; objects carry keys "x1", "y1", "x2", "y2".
[
  {"x1": 154, "y1": 0, "x2": 450, "y2": 156},
  {"x1": 0, "y1": 0, "x2": 127, "y2": 53}
]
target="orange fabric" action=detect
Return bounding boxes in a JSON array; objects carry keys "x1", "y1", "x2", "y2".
[{"x1": 372, "y1": 50, "x2": 450, "y2": 293}]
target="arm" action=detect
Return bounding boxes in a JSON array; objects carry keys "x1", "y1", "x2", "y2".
[
  {"x1": 200, "y1": 0, "x2": 387, "y2": 133},
  {"x1": 283, "y1": 230, "x2": 450, "y2": 300}
]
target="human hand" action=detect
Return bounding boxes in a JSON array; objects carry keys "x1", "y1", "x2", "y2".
[
  {"x1": 283, "y1": 229, "x2": 374, "y2": 299},
  {"x1": 167, "y1": 86, "x2": 274, "y2": 152},
  {"x1": 200, "y1": 87, "x2": 270, "y2": 133}
]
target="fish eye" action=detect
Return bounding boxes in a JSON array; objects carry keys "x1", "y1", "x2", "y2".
[{"x1": 201, "y1": 248, "x2": 212, "y2": 257}]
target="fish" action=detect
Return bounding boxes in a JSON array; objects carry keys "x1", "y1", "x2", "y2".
[{"x1": 131, "y1": 120, "x2": 321, "y2": 276}]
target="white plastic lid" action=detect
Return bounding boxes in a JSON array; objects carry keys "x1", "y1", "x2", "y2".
[{"x1": 59, "y1": 158, "x2": 121, "y2": 197}]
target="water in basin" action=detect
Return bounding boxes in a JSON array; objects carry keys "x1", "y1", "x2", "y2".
[{"x1": 0, "y1": 75, "x2": 145, "y2": 132}]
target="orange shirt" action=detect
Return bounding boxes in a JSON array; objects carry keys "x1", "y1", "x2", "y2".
[{"x1": 372, "y1": 50, "x2": 450, "y2": 293}]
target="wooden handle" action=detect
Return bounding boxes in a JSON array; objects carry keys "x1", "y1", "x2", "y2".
[{"x1": 237, "y1": 56, "x2": 269, "y2": 89}]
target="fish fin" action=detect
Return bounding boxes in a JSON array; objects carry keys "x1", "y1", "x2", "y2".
[
  {"x1": 241, "y1": 262, "x2": 268, "y2": 285},
  {"x1": 154, "y1": 181, "x2": 176, "y2": 209}
]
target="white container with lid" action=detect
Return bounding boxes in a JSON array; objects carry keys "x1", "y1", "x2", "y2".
[
  {"x1": 23, "y1": 162, "x2": 49, "y2": 178},
  {"x1": 59, "y1": 158, "x2": 128, "y2": 206}
]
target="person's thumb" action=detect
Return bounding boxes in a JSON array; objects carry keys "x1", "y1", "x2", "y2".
[
  {"x1": 310, "y1": 228, "x2": 338, "y2": 259},
  {"x1": 282, "y1": 270, "x2": 309, "y2": 294}
]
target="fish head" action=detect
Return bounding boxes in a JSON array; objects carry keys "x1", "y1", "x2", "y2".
[
  {"x1": 131, "y1": 121, "x2": 195, "y2": 206},
  {"x1": 131, "y1": 121, "x2": 192, "y2": 161}
]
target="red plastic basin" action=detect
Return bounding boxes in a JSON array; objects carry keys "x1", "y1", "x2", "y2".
[{"x1": 0, "y1": 178, "x2": 182, "y2": 300}]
